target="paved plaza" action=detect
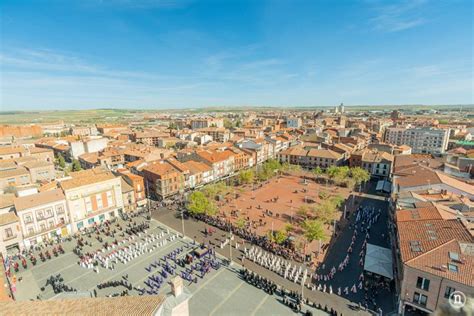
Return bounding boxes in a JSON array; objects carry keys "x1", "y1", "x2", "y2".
[
  {"x1": 154, "y1": 190, "x2": 396, "y2": 315},
  {"x1": 11, "y1": 217, "x2": 332, "y2": 315},
  {"x1": 218, "y1": 175, "x2": 351, "y2": 235}
]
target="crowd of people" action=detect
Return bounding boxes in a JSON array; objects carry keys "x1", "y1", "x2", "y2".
[
  {"x1": 138, "y1": 244, "x2": 221, "y2": 296},
  {"x1": 243, "y1": 246, "x2": 309, "y2": 286},
  {"x1": 193, "y1": 213, "x2": 304, "y2": 262},
  {"x1": 240, "y1": 268, "x2": 343, "y2": 316},
  {"x1": 40, "y1": 274, "x2": 77, "y2": 295},
  {"x1": 77, "y1": 226, "x2": 179, "y2": 273}
]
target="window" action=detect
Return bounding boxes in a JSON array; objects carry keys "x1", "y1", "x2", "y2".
[
  {"x1": 448, "y1": 263, "x2": 458, "y2": 273},
  {"x1": 85, "y1": 197, "x2": 92, "y2": 212},
  {"x1": 5, "y1": 228, "x2": 13, "y2": 238},
  {"x1": 36, "y1": 211, "x2": 44, "y2": 220},
  {"x1": 106, "y1": 191, "x2": 113, "y2": 206},
  {"x1": 410, "y1": 241, "x2": 422, "y2": 252},
  {"x1": 444, "y1": 286, "x2": 455, "y2": 299},
  {"x1": 96, "y1": 195, "x2": 103, "y2": 209},
  {"x1": 416, "y1": 277, "x2": 430, "y2": 291},
  {"x1": 7, "y1": 178, "x2": 15, "y2": 184},
  {"x1": 413, "y1": 292, "x2": 428, "y2": 306},
  {"x1": 449, "y1": 252, "x2": 459, "y2": 261},
  {"x1": 56, "y1": 205, "x2": 65, "y2": 214},
  {"x1": 45, "y1": 208, "x2": 53, "y2": 217},
  {"x1": 24, "y1": 214, "x2": 33, "y2": 224}
]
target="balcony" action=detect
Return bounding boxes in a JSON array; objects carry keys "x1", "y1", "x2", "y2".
[
  {"x1": 3, "y1": 234, "x2": 18, "y2": 242},
  {"x1": 24, "y1": 222, "x2": 69, "y2": 238}
]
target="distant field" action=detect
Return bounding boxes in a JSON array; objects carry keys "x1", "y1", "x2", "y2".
[
  {"x1": 0, "y1": 105, "x2": 472, "y2": 125},
  {"x1": 0, "y1": 109, "x2": 143, "y2": 125}
]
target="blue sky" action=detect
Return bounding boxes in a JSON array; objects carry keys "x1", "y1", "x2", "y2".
[{"x1": 0, "y1": 0, "x2": 472, "y2": 110}]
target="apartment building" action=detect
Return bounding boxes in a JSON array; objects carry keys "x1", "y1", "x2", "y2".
[
  {"x1": 70, "y1": 126, "x2": 98, "y2": 136},
  {"x1": 0, "y1": 167, "x2": 31, "y2": 193},
  {"x1": 120, "y1": 178, "x2": 136, "y2": 213},
  {"x1": 277, "y1": 146, "x2": 343, "y2": 169},
  {"x1": 191, "y1": 118, "x2": 224, "y2": 129},
  {"x1": 395, "y1": 206, "x2": 473, "y2": 315},
  {"x1": 131, "y1": 131, "x2": 169, "y2": 146},
  {"x1": 69, "y1": 137, "x2": 108, "y2": 159},
  {"x1": 116, "y1": 171, "x2": 147, "y2": 208},
  {"x1": 0, "y1": 147, "x2": 27, "y2": 160},
  {"x1": 236, "y1": 139, "x2": 274, "y2": 164},
  {"x1": 384, "y1": 127, "x2": 450, "y2": 154},
  {"x1": 59, "y1": 168, "x2": 124, "y2": 232},
  {"x1": 14, "y1": 189, "x2": 71, "y2": 248},
  {"x1": 392, "y1": 165, "x2": 474, "y2": 199},
  {"x1": 142, "y1": 161, "x2": 185, "y2": 200},
  {"x1": 0, "y1": 212, "x2": 21, "y2": 257},
  {"x1": 198, "y1": 127, "x2": 231, "y2": 142},
  {"x1": 79, "y1": 148, "x2": 125, "y2": 170},
  {"x1": 28, "y1": 147, "x2": 55, "y2": 162},
  {"x1": 182, "y1": 160, "x2": 214, "y2": 187},
  {"x1": 195, "y1": 148, "x2": 235, "y2": 179},
  {"x1": 286, "y1": 117, "x2": 302, "y2": 128},
  {"x1": 349, "y1": 149, "x2": 394, "y2": 179}
]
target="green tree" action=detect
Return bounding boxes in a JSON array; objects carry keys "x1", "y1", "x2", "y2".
[
  {"x1": 187, "y1": 191, "x2": 217, "y2": 216},
  {"x1": 326, "y1": 166, "x2": 350, "y2": 185},
  {"x1": 350, "y1": 167, "x2": 370, "y2": 190},
  {"x1": 330, "y1": 195, "x2": 345, "y2": 208},
  {"x1": 223, "y1": 118, "x2": 234, "y2": 129},
  {"x1": 265, "y1": 159, "x2": 282, "y2": 172},
  {"x1": 284, "y1": 223, "x2": 294, "y2": 234},
  {"x1": 267, "y1": 229, "x2": 288, "y2": 245},
  {"x1": 312, "y1": 200, "x2": 337, "y2": 224},
  {"x1": 238, "y1": 169, "x2": 255, "y2": 185},
  {"x1": 297, "y1": 204, "x2": 310, "y2": 219},
  {"x1": 302, "y1": 219, "x2": 327, "y2": 243},
  {"x1": 168, "y1": 122, "x2": 178, "y2": 130},
  {"x1": 312, "y1": 166, "x2": 323, "y2": 178},
  {"x1": 273, "y1": 230, "x2": 288, "y2": 244},
  {"x1": 57, "y1": 154, "x2": 66, "y2": 169},
  {"x1": 71, "y1": 159, "x2": 82, "y2": 172},
  {"x1": 235, "y1": 217, "x2": 246, "y2": 229}
]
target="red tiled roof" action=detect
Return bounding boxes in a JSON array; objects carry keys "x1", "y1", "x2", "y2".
[
  {"x1": 406, "y1": 239, "x2": 474, "y2": 286},
  {"x1": 397, "y1": 219, "x2": 472, "y2": 262}
]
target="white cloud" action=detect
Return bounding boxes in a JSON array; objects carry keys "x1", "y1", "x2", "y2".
[{"x1": 368, "y1": 0, "x2": 428, "y2": 32}]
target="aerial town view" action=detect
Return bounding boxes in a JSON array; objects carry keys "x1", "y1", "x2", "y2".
[{"x1": 0, "y1": 1, "x2": 473, "y2": 316}]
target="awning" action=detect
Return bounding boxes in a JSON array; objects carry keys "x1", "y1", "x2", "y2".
[
  {"x1": 364, "y1": 243, "x2": 393, "y2": 279},
  {"x1": 376, "y1": 180, "x2": 391, "y2": 193}
]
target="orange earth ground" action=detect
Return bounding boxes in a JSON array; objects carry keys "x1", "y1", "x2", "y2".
[{"x1": 215, "y1": 174, "x2": 353, "y2": 263}]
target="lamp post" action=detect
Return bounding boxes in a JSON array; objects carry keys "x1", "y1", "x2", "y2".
[
  {"x1": 229, "y1": 229, "x2": 233, "y2": 266},
  {"x1": 181, "y1": 209, "x2": 185, "y2": 237}
]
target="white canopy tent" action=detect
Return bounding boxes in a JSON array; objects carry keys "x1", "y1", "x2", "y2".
[{"x1": 364, "y1": 243, "x2": 393, "y2": 280}]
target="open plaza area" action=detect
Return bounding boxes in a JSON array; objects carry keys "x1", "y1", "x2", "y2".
[
  {"x1": 8, "y1": 215, "x2": 338, "y2": 315},
  {"x1": 219, "y1": 174, "x2": 351, "y2": 234},
  {"x1": 207, "y1": 173, "x2": 354, "y2": 262},
  {"x1": 155, "y1": 189, "x2": 396, "y2": 314}
]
